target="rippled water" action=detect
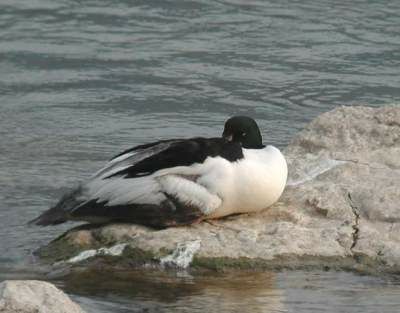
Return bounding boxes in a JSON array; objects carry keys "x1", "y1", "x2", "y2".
[{"x1": 1, "y1": 0, "x2": 400, "y2": 312}]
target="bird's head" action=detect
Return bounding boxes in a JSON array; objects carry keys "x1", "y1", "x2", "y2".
[{"x1": 222, "y1": 116, "x2": 264, "y2": 149}]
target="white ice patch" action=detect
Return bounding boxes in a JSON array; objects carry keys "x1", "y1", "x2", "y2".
[
  {"x1": 287, "y1": 158, "x2": 346, "y2": 186},
  {"x1": 160, "y1": 240, "x2": 201, "y2": 269},
  {"x1": 66, "y1": 243, "x2": 128, "y2": 263}
]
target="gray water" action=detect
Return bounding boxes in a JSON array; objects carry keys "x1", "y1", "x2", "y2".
[{"x1": 1, "y1": 0, "x2": 400, "y2": 312}]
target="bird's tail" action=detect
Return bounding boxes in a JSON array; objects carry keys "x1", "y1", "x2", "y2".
[
  {"x1": 28, "y1": 185, "x2": 85, "y2": 226},
  {"x1": 28, "y1": 205, "x2": 67, "y2": 226}
]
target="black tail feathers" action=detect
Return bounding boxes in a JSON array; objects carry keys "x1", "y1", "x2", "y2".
[
  {"x1": 28, "y1": 186, "x2": 84, "y2": 226},
  {"x1": 28, "y1": 206, "x2": 67, "y2": 226}
]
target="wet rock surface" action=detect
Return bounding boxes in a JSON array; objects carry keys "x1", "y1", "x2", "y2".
[
  {"x1": 36, "y1": 106, "x2": 400, "y2": 273},
  {"x1": 0, "y1": 280, "x2": 86, "y2": 313}
]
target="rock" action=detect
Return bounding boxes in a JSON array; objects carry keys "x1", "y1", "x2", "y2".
[
  {"x1": 35, "y1": 106, "x2": 400, "y2": 273},
  {"x1": 0, "y1": 280, "x2": 86, "y2": 313}
]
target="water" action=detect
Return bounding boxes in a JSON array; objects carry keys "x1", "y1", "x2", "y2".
[{"x1": 1, "y1": 0, "x2": 400, "y2": 311}]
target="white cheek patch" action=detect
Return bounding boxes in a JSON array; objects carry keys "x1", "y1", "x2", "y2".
[{"x1": 157, "y1": 175, "x2": 221, "y2": 215}]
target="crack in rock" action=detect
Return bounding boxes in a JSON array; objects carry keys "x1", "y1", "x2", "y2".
[
  {"x1": 204, "y1": 220, "x2": 242, "y2": 233},
  {"x1": 335, "y1": 158, "x2": 386, "y2": 170},
  {"x1": 347, "y1": 193, "x2": 360, "y2": 251}
]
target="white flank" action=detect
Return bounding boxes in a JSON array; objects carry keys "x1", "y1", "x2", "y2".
[
  {"x1": 66, "y1": 243, "x2": 127, "y2": 263},
  {"x1": 157, "y1": 175, "x2": 221, "y2": 214},
  {"x1": 160, "y1": 240, "x2": 201, "y2": 269}
]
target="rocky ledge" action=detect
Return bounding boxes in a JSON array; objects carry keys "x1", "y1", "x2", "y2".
[
  {"x1": 35, "y1": 106, "x2": 400, "y2": 273},
  {"x1": 0, "y1": 280, "x2": 86, "y2": 313}
]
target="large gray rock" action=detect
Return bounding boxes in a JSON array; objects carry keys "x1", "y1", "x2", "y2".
[
  {"x1": 0, "y1": 280, "x2": 86, "y2": 313},
  {"x1": 36, "y1": 106, "x2": 400, "y2": 273}
]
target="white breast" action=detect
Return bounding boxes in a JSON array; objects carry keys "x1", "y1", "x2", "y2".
[{"x1": 204, "y1": 145, "x2": 288, "y2": 218}]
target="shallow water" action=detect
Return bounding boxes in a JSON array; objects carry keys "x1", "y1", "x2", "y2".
[
  {"x1": 2, "y1": 268, "x2": 400, "y2": 313},
  {"x1": 55, "y1": 270, "x2": 400, "y2": 313},
  {"x1": 1, "y1": 0, "x2": 400, "y2": 312}
]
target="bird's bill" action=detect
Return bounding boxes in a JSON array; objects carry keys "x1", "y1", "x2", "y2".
[{"x1": 222, "y1": 132, "x2": 233, "y2": 142}]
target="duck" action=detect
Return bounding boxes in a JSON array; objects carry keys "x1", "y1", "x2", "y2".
[{"x1": 29, "y1": 116, "x2": 287, "y2": 228}]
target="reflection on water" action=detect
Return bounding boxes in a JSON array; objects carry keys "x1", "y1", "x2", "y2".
[
  {"x1": 48, "y1": 269, "x2": 400, "y2": 313},
  {"x1": 2, "y1": 266, "x2": 400, "y2": 313},
  {"x1": 58, "y1": 269, "x2": 283, "y2": 313}
]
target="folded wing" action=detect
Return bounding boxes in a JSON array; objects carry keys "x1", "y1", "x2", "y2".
[{"x1": 29, "y1": 137, "x2": 243, "y2": 227}]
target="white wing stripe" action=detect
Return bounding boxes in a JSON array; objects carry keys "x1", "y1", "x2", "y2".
[
  {"x1": 91, "y1": 152, "x2": 136, "y2": 179},
  {"x1": 91, "y1": 141, "x2": 174, "y2": 179}
]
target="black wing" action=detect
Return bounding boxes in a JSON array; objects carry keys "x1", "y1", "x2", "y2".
[
  {"x1": 110, "y1": 138, "x2": 179, "y2": 160},
  {"x1": 105, "y1": 137, "x2": 244, "y2": 179},
  {"x1": 29, "y1": 137, "x2": 243, "y2": 227}
]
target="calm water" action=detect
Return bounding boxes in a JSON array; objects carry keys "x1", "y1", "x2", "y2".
[{"x1": 1, "y1": 0, "x2": 400, "y2": 312}]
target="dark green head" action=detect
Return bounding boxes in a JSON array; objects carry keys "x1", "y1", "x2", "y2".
[{"x1": 222, "y1": 116, "x2": 264, "y2": 149}]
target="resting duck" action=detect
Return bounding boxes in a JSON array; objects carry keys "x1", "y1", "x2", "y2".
[{"x1": 29, "y1": 116, "x2": 287, "y2": 228}]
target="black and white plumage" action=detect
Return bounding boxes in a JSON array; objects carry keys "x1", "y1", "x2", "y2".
[{"x1": 29, "y1": 116, "x2": 288, "y2": 228}]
